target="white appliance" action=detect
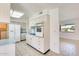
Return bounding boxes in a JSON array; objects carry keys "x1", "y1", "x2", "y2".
[
  {"x1": 35, "y1": 26, "x2": 44, "y2": 37},
  {"x1": 9, "y1": 24, "x2": 21, "y2": 42},
  {"x1": 21, "y1": 33, "x2": 26, "y2": 40}
]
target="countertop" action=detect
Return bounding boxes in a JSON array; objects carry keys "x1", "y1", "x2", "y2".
[{"x1": 0, "y1": 39, "x2": 15, "y2": 46}]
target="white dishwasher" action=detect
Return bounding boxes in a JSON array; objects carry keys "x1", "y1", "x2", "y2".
[{"x1": 21, "y1": 33, "x2": 26, "y2": 41}]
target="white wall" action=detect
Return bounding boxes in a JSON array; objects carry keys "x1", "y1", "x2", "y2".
[
  {"x1": 60, "y1": 19, "x2": 79, "y2": 40},
  {"x1": 11, "y1": 21, "x2": 26, "y2": 30},
  {"x1": 49, "y1": 8, "x2": 60, "y2": 53},
  {"x1": 60, "y1": 6, "x2": 79, "y2": 40},
  {"x1": 60, "y1": 6, "x2": 79, "y2": 21},
  {"x1": 11, "y1": 18, "x2": 28, "y2": 31},
  {"x1": 0, "y1": 4, "x2": 10, "y2": 23}
]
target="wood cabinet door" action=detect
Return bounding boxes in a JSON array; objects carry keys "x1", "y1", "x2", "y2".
[{"x1": 0, "y1": 23, "x2": 7, "y2": 31}]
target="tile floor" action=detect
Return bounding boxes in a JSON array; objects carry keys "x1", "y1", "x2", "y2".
[
  {"x1": 60, "y1": 38, "x2": 79, "y2": 56},
  {"x1": 15, "y1": 41, "x2": 60, "y2": 56},
  {"x1": 16, "y1": 38, "x2": 79, "y2": 56}
]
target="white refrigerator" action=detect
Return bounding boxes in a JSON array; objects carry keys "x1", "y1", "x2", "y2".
[{"x1": 9, "y1": 24, "x2": 21, "y2": 42}]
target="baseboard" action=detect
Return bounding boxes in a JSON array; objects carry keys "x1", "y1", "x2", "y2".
[
  {"x1": 21, "y1": 39, "x2": 26, "y2": 41},
  {"x1": 27, "y1": 43, "x2": 50, "y2": 54}
]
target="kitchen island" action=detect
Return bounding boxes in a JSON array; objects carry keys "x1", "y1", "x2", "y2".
[{"x1": 0, "y1": 39, "x2": 15, "y2": 56}]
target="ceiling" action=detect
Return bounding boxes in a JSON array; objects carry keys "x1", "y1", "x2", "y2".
[{"x1": 11, "y1": 3, "x2": 79, "y2": 21}]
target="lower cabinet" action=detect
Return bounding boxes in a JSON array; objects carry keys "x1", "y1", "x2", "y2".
[
  {"x1": 26, "y1": 35, "x2": 31, "y2": 44},
  {"x1": 26, "y1": 35, "x2": 49, "y2": 53}
]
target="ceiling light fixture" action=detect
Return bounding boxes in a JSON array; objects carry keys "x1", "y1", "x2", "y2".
[{"x1": 10, "y1": 9, "x2": 24, "y2": 18}]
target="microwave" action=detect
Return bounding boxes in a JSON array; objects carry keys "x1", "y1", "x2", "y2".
[
  {"x1": 30, "y1": 23, "x2": 44, "y2": 37},
  {"x1": 36, "y1": 26, "x2": 42, "y2": 32},
  {"x1": 36, "y1": 26, "x2": 44, "y2": 37}
]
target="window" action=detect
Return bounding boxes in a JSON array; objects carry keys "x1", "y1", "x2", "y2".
[
  {"x1": 61, "y1": 24, "x2": 75, "y2": 33},
  {"x1": 10, "y1": 9, "x2": 24, "y2": 18}
]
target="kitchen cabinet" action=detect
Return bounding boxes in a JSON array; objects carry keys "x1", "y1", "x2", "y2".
[
  {"x1": 0, "y1": 23, "x2": 7, "y2": 31},
  {"x1": 0, "y1": 23, "x2": 8, "y2": 39},
  {"x1": 26, "y1": 34, "x2": 45, "y2": 53},
  {"x1": 26, "y1": 12, "x2": 50, "y2": 53}
]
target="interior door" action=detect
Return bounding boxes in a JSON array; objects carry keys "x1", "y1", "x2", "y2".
[{"x1": 49, "y1": 8, "x2": 60, "y2": 53}]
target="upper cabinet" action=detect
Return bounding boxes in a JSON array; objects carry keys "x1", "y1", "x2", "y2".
[{"x1": 0, "y1": 23, "x2": 8, "y2": 31}]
